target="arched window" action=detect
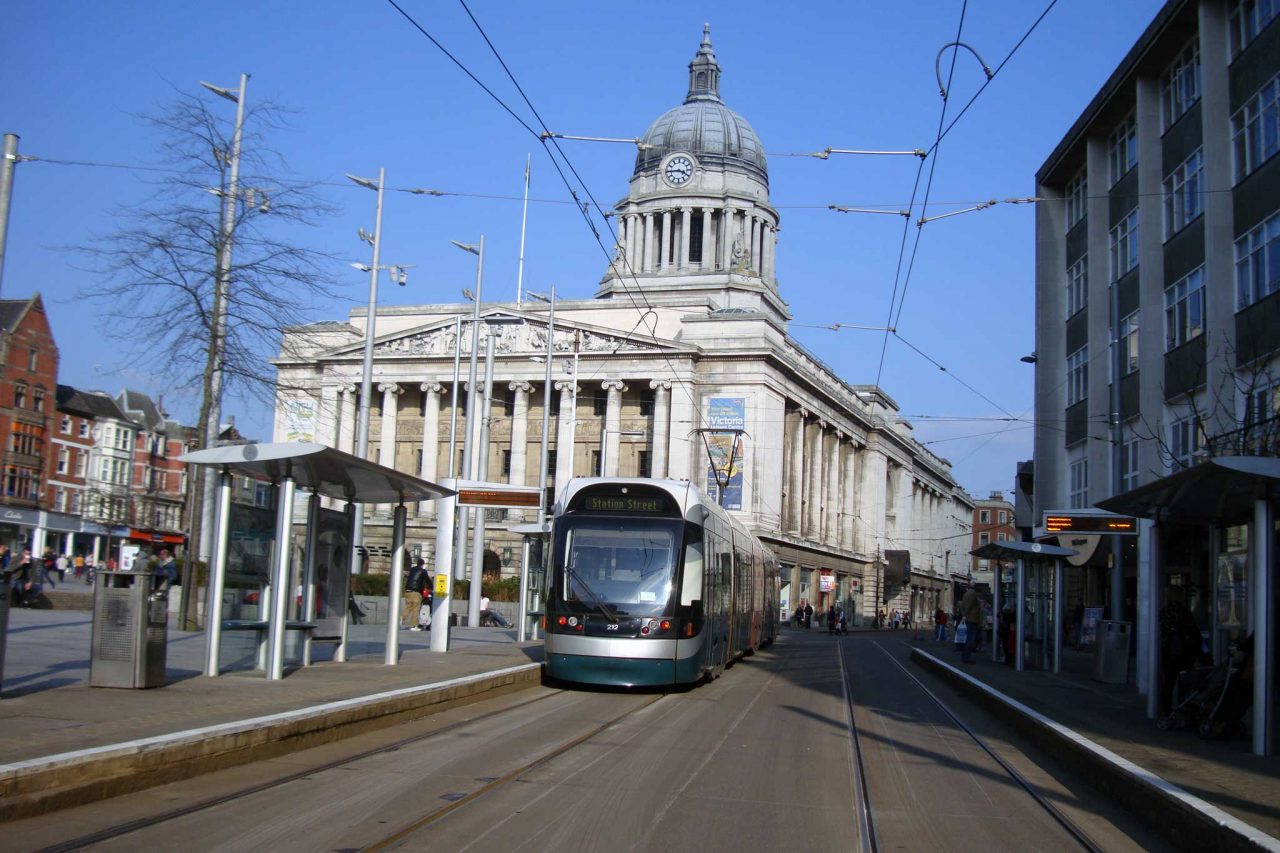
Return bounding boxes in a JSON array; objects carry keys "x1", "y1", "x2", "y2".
[{"x1": 696, "y1": 71, "x2": 707, "y2": 88}]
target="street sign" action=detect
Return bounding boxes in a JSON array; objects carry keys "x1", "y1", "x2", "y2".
[{"x1": 1043, "y1": 513, "x2": 1138, "y2": 534}]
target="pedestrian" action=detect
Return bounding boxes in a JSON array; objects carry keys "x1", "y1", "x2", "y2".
[
  {"x1": 73, "y1": 553, "x2": 85, "y2": 579},
  {"x1": 891, "y1": 609, "x2": 900, "y2": 630},
  {"x1": 838, "y1": 609, "x2": 848, "y2": 635},
  {"x1": 40, "y1": 548, "x2": 58, "y2": 589},
  {"x1": 999, "y1": 605, "x2": 1017, "y2": 666},
  {"x1": 402, "y1": 557, "x2": 426, "y2": 630},
  {"x1": 827, "y1": 605, "x2": 837, "y2": 635},
  {"x1": 153, "y1": 549, "x2": 178, "y2": 591},
  {"x1": 55, "y1": 553, "x2": 69, "y2": 582},
  {"x1": 347, "y1": 590, "x2": 365, "y2": 624},
  {"x1": 12, "y1": 548, "x2": 36, "y2": 606},
  {"x1": 804, "y1": 602, "x2": 814, "y2": 629},
  {"x1": 959, "y1": 585, "x2": 982, "y2": 663},
  {"x1": 934, "y1": 607, "x2": 947, "y2": 642}
]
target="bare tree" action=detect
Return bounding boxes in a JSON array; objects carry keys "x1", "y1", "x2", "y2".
[{"x1": 75, "y1": 87, "x2": 339, "y2": 627}]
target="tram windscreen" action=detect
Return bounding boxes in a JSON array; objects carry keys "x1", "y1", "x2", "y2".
[{"x1": 557, "y1": 518, "x2": 680, "y2": 617}]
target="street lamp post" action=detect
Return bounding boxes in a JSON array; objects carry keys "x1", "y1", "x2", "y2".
[
  {"x1": 450, "y1": 238, "x2": 485, "y2": 612},
  {"x1": 600, "y1": 429, "x2": 646, "y2": 476},
  {"x1": 524, "y1": 288, "x2": 557, "y2": 642}
]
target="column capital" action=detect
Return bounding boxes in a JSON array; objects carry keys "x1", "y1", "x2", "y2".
[
  {"x1": 555, "y1": 380, "x2": 579, "y2": 393},
  {"x1": 798, "y1": 407, "x2": 809, "y2": 419},
  {"x1": 835, "y1": 429, "x2": 845, "y2": 441},
  {"x1": 377, "y1": 382, "x2": 402, "y2": 395},
  {"x1": 817, "y1": 419, "x2": 828, "y2": 430},
  {"x1": 649, "y1": 379, "x2": 672, "y2": 391},
  {"x1": 601, "y1": 380, "x2": 627, "y2": 393},
  {"x1": 508, "y1": 380, "x2": 533, "y2": 393},
  {"x1": 420, "y1": 382, "x2": 444, "y2": 394},
  {"x1": 340, "y1": 383, "x2": 358, "y2": 394}
]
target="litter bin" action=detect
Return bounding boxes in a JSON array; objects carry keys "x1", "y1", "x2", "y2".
[
  {"x1": 90, "y1": 571, "x2": 168, "y2": 688},
  {"x1": 1093, "y1": 620, "x2": 1131, "y2": 684}
]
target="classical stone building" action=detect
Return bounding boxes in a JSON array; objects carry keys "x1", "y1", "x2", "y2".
[{"x1": 272, "y1": 28, "x2": 973, "y2": 624}]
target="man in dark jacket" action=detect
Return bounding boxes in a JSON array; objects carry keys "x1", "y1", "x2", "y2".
[{"x1": 402, "y1": 558, "x2": 428, "y2": 631}]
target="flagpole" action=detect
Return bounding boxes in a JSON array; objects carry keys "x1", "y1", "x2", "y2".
[{"x1": 516, "y1": 153, "x2": 530, "y2": 305}]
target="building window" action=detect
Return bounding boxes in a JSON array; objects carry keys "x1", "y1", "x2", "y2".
[
  {"x1": 1161, "y1": 37, "x2": 1201, "y2": 130},
  {"x1": 639, "y1": 388, "x2": 655, "y2": 416},
  {"x1": 979, "y1": 509, "x2": 990, "y2": 524},
  {"x1": 501, "y1": 449, "x2": 512, "y2": 478},
  {"x1": 1235, "y1": 209, "x2": 1280, "y2": 309},
  {"x1": 1163, "y1": 148, "x2": 1204, "y2": 238},
  {"x1": 57, "y1": 448, "x2": 69, "y2": 474},
  {"x1": 13, "y1": 384, "x2": 26, "y2": 409},
  {"x1": 75, "y1": 451, "x2": 86, "y2": 477},
  {"x1": 997, "y1": 532, "x2": 1007, "y2": 542},
  {"x1": 1110, "y1": 209, "x2": 1139, "y2": 281},
  {"x1": 60, "y1": 415, "x2": 71, "y2": 434},
  {"x1": 1120, "y1": 310, "x2": 1140, "y2": 375},
  {"x1": 979, "y1": 532, "x2": 990, "y2": 546},
  {"x1": 592, "y1": 392, "x2": 607, "y2": 417},
  {"x1": 32, "y1": 388, "x2": 44, "y2": 412},
  {"x1": 503, "y1": 388, "x2": 515, "y2": 417},
  {"x1": 1230, "y1": 0, "x2": 1280, "y2": 58},
  {"x1": 1233, "y1": 75, "x2": 1280, "y2": 182},
  {"x1": 27, "y1": 347, "x2": 37, "y2": 371},
  {"x1": 638, "y1": 449, "x2": 652, "y2": 477},
  {"x1": 10, "y1": 423, "x2": 42, "y2": 456},
  {"x1": 590, "y1": 450, "x2": 602, "y2": 475},
  {"x1": 114, "y1": 428, "x2": 131, "y2": 451},
  {"x1": 549, "y1": 391, "x2": 561, "y2": 419},
  {"x1": 70, "y1": 490, "x2": 82, "y2": 514},
  {"x1": 1245, "y1": 380, "x2": 1279, "y2": 453},
  {"x1": 1066, "y1": 168, "x2": 1087, "y2": 228},
  {"x1": 1069, "y1": 458, "x2": 1088, "y2": 509},
  {"x1": 1066, "y1": 256, "x2": 1088, "y2": 316},
  {"x1": 1108, "y1": 113, "x2": 1137, "y2": 185},
  {"x1": 79, "y1": 421, "x2": 89, "y2": 438},
  {"x1": 1067, "y1": 346, "x2": 1088, "y2": 406},
  {"x1": 998, "y1": 510, "x2": 1008, "y2": 524},
  {"x1": 1165, "y1": 266, "x2": 1205, "y2": 351},
  {"x1": 1121, "y1": 431, "x2": 1140, "y2": 492},
  {"x1": 1170, "y1": 415, "x2": 1204, "y2": 470}
]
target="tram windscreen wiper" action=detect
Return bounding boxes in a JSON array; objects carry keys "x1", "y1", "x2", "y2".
[{"x1": 565, "y1": 560, "x2": 618, "y2": 625}]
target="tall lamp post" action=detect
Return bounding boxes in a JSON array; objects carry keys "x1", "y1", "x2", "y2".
[
  {"x1": 523, "y1": 288, "x2": 557, "y2": 642},
  {"x1": 450, "y1": 237, "x2": 485, "y2": 617},
  {"x1": 346, "y1": 169, "x2": 412, "y2": 575}
]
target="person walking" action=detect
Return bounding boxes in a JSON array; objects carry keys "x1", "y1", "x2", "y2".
[
  {"x1": 934, "y1": 607, "x2": 948, "y2": 642},
  {"x1": 803, "y1": 602, "x2": 814, "y2": 629},
  {"x1": 402, "y1": 558, "x2": 426, "y2": 630},
  {"x1": 153, "y1": 549, "x2": 178, "y2": 591},
  {"x1": 40, "y1": 548, "x2": 58, "y2": 589},
  {"x1": 960, "y1": 585, "x2": 983, "y2": 663},
  {"x1": 11, "y1": 548, "x2": 36, "y2": 606}
]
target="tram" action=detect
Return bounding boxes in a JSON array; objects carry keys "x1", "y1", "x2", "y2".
[{"x1": 543, "y1": 478, "x2": 779, "y2": 687}]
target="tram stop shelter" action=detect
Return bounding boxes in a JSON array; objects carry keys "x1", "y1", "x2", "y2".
[
  {"x1": 180, "y1": 442, "x2": 454, "y2": 681},
  {"x1": 969, "y1": 539, "x2": 1077, "y2": 674},
  {"x1": 1098, "y1": 455, "x2": 1277, "y2": 756}
]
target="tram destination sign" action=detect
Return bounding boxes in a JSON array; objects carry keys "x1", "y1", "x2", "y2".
[
  {"x1": 1043, "y1": 513, "x2": 1138, "y2": 534},
  {"x1": 583, "y1": 495, "x2": 665, "y2": 514}
]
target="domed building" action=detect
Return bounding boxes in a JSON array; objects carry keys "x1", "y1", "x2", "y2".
[{"x1": 271, "y1": 28, "x2": 973, "y2": 626}]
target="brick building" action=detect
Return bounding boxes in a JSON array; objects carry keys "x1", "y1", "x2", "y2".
[{"x1": 0, "y1": 294, "x2": 58, "y2": 551}]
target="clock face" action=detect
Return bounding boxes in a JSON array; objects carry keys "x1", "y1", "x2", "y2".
[{"x1": 664, "y1": 155, "x2": 694, "y2": 186}]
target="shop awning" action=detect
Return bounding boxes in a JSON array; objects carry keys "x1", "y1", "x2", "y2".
[{"x1": 1096, "y1": 456, "x2": 1280, "y2": 525}]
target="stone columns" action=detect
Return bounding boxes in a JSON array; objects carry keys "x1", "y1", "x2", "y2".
[
  {"x1": 805, "y1": 419, "x2": 825, "y2": 539},
  {"x1": 377, "y1": 383, "x2": 401, "y2": 469},
  {"x1": 601, "y1": 380, "x2": 627, "y2": 476},
  {"x1": 644, "y1": 213, "x2": 656, "y2": 272},
  {"x1": 701, "y1": 208, "x2": 713, "y2": 269},
  {"x1": 679, "y1": 207, "x2": 692, "y2": 269},
  {"x1": 786, "y1": 409, "x2": 805, "y2": 537},
  {"x1": 826, "y1": 432, "x2": 842, "y2": 546},
  {"x1": 338, "y1": 385, "x2": 357, "y2": 455},
  {"x1": 842, "y1": 442, "x2": 858, "y2": 552},
  {"x1": 650, "y1": 380, "x2": 671, "y2": 478},
  {"x1": 897, "y1": 468, "x2": 914, "y2": 546},
  {"x1": 860, "y1": 448, "x2": 888, "y2": 555},
  {"x1": 749, "y1": 215, "x2": 760, "y2": 271},
  {"x1": 554, "y1": 381, "x2": 577, "y2": 500},
  {"x1": 627, "y1": 214, "x2": 639, "y2": 270},
  {"x1": 763, "y1": 225, "x2": 775, "y2": 281},
  {"x1": 658, "y1": 210, "x2": 672, "y2": 269},
  {"x1": 419, "y1": 382, "x2": 443, "y2": 517},
  {"x1": 666, "y1": 381, "x2": 693, "y2": 482},
  {"x1": 508, "y1": 381, "x2": 532, "y2": 520},
  {"x1": 319, "y1": 385, "x2": 339, "y2": 450},
  {"x1": 721, "y1": 209, "x2": 735, "y2": 270}
]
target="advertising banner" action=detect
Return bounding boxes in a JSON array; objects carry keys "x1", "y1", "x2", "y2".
[
  {"x1": 819, "y1": 572, "x2": 835, "y2": 592},
  {"x1": 704, "y1": 397, "x2": 746, "y2": 510},
  {"x1": 282, "y1": 398, "x2": 316, "y2": 443}
]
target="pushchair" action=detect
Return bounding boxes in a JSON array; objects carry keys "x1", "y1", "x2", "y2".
[{"x1": 1157, "y1": 636, "x2": 1252, "y2": 739}]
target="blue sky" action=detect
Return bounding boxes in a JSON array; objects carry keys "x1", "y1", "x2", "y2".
[{"x1": 0, "y1": 0, "x2": 1165, "y2": 498}]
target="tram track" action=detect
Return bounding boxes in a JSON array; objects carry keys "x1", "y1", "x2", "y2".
[
  {"x1": 836, "y1": 635, "x2": 1103, "y2": 853},
  {"x1": 34, "y1": 688, "x2": 572, "y2": 853}
]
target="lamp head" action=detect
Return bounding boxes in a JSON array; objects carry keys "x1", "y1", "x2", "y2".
[{"x1": 450, "y1": 240, "x2": 480, "y2": 256}]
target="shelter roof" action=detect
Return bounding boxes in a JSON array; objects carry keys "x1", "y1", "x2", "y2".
[
  {"x1": 1096, "y1": 456, "x2": 1280, "y2": 525},
  {"x1": 970, "y1": 540, "x2": 1077, "y2": 561},
  {"x1": 179, "y1": 442, "x2": 455, "y2": 504}
]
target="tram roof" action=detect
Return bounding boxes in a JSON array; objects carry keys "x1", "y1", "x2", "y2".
[
  {"x1": 1096, "y1": 456, "x2": 1280, "y2": 526},
  {"x1": 179, "y1": 441, "x2": 455, "y2": 504}
]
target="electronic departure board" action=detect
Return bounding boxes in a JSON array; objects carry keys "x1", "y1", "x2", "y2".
[{"x1": 1044, "y1": 514, "x2": 1138, "y2": 534}]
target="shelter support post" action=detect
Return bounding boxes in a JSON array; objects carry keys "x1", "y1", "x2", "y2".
[
  {"x1": 203, "y1": 469, "x2": 234, "y2": 677},
  {"x1": 518, "y1": 536, "x2": 530, "y2": 643},
  {"x1": 1253, "y1": 497, "x2": 1274, "y2": 756},
  {"x1": 386, "y1": 503, "x2": 407, "y2": 665},
  {"x1": 267, "y1": 474, "x2": 298, "y2": 681},
  {"x1": 335, "y1": 501, "x2": 356, "y2": 663},
  {"x1": 1142, "y1": 519, "x2": 1161, "y2": 719},
  {"x1": 1016, "y1": 557, "x2": 1025, "y2": 672},
  {"x1": 302, "y1": 492, "x2": 320, "y2": 666},
  {"x1": 431, "y1": 481, "x2": 456, "y2": 653},
  {"x1": 1053, "y1": 558, "x2": 1064, "y2": 674},
  {"x1": 992, "y1": 561, "x2": 1001, "y2": 663}
]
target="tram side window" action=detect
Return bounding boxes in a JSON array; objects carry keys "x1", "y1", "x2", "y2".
[{"x1": 681, "y1": 523, "x2": 705, "y2": 606}]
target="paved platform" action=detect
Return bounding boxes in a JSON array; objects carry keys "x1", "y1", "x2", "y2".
[
  {"x1": 905, "y1": 635, "x2": 1280, "y2": 852},
  {"x1": 0, "y1": 608, "x2": 543, "y2": 820}
]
